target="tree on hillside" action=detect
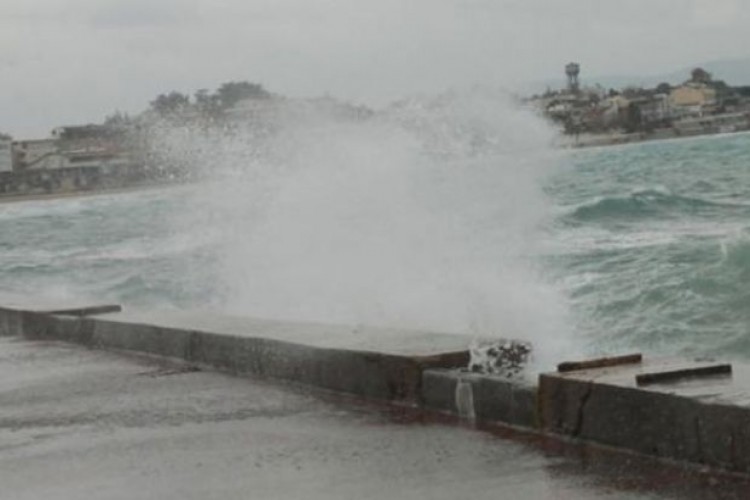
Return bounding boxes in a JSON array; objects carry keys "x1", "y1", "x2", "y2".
[
  {"x1": 150, "y1": 91, "x2": 191, "y2": 117},
  {"x1": 194, "y1": 89, "x2": 222, "y2": 119},
  {"x1": 104, "y1": 111, "x2": 134, "y2": 127},
  {"x1": 691, "y1": 68, "x2": 712, "y2": 84},
  {"x1": 709, "y1": 79, "x2": 736, "y2": 109},
  {"x1": 0, "y1": 132, "x2": 11, "y2": 140},
  {"x1": 215, "y1": 81, "x2": 271, "y2": 109},
  {"x1": 656, "y1": 82, "x2": 672, "y2": 95},
  {"x1": 143, "y1": 81, "x2": 273, "y2": 126}
]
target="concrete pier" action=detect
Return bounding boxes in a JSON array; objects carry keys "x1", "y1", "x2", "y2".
[
  {"x1": 422, "y1": 369, "x2": 537, "y2": 428},
  {"x1": 7, "y1": 336, "x2": 750, "y2": 499},
  {"x1": 1, "y1": 305, "x2": 477, "y2": 403},
  {"x1": 3, "y1": 301, "x2": 750, "y2": 481}
]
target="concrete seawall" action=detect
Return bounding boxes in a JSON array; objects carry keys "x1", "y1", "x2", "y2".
[
  {"x1": 3, "y1": 301, "x2": 750, "y2": 477},
  {"x1": 0, "y1": 304, "x2": 473, "y2": 404}
]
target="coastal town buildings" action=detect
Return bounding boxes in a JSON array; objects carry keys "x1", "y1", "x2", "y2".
[
  {"x1": 11, "y1": 124, "x2": 133, "y2": 172},
  {"x1": 12, "y1": 139, "x2": 64, "y2": 170},
  {"x1": 670, "y1": 83, "x2": 717, "y2": 118},
  {"x1": 0, "y1": 123, "x2": 148, "y2": 198},
  {"x1": 51, "y1": 125, "x2": 133, "y2": 171},
  {"x1": 531, "y1": 63, "x2": 750, "y2": 145}
]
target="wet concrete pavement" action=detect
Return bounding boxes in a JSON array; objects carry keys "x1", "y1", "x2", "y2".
[{"x1": 1, "y1": 337, "x2": 748, "y2": 500}]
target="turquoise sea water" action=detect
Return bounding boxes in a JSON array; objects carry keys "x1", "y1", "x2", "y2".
[
  {"x1": 1, "y1": 132, "x2": 749, "y2": 360},
  {"x1": 548, "y1": 133, "x2": 750, "y2": 358}
]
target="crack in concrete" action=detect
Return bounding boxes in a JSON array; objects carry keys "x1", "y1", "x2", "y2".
[{"x1": 572, "y1": 383, "x2": 593, "y2": 437}]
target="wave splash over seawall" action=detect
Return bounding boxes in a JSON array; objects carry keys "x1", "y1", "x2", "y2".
[
  {"x1": 163, "y1": 90, "x2": 573, "y2": 367},
  {"x1": 4, "y1": 99, "x2": 750, "y2": 362}
]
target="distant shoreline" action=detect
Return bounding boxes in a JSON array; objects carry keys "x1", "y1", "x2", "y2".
[
  {"x1": 0, "y1": 181, "x2": 177, "y2": 205},
  {"x1": 563, "y1": 126, "x2": 750, "y2": 149}
]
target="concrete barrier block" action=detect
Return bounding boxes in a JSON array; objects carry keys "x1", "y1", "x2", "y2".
[
  {"x1": 696, "y1": 404, "x2": 750, "y2": 471},
  {"x1": 55, "y1": 316, "x2": 97, "y2": 344},
  {"x1": 539, "y1": 361, "x2": 750, "y2": 473},
  {"x1": 579, "y1": 384, "x2": 702, "y2": 461},
  {"x1": 2, "y1": 306, "x2": 488, "y2": 404},
  {"x1": 0, "y1": 303, "x2": 120, "y2": 339},
  {"x1": 188, "y1": 332, "x2": 265, "y2": 374},
  {"x1": 92, "y1": 320, "x2": 192, "y2": 360},
  {"x1": 0, "y1": 308, "x2": 86, "y2": 342},
  {"x1": 540, "y1": 376, "x2": 672, "y2": 454},
  {"x1": 474, "y1": 374, "x2": 514, "y2": 422},
  {"x1": 422, "y1": 369, "x2": 537, "y2": 427},
  {"x1": 21, "y1": 314, "x2": 94, "y2": 344},
  {"x1": 422, "y1": 369, "x2": 460, "y2": 413},
  {"x1": 66, "y1": 310, "x2": 478, "y2": 403},
  {"x1": 509, "y1": 383, "x2": 537, "y2": 428},
  {"x1": 0, "y1": 307, "x2": 23, "y2": 336},
  {"x1": 189, "y1": 330, "x2": 426, "y2": 401},
  {"x1": 17, "y1": 311, "x2": 62, "y2": 340},
  {"x1": 538, "y1": 374, "x2": 588, "y2": 435}
]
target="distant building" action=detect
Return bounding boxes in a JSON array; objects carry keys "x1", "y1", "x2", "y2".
[
  {"x1": 12, "y1": 139, "x2": 64, "y2": 171},
  {"x1": 53, "y1": 124, "x2": 128, "y2": 151},
  {"x1": 637, "y1": 94, "x2": 672, "y2": 124},
  {"x1": 54, "y1": 124, "x2": 132, "y2": 169},
  {"x1": 599, "y1": 95, "x2": 631, "y2": 127},
  {"x1": 545, "y1": 93, "x2": 579, "y2": 118},
  {"x1": 670, "y1": 83, "x2": 717, "y2": 118},
  {"x1": 535, "y1": 62, "x2": 750, "y2": 140},
  {"x1": 0, "y1": 136, "x2": 12, "y2": 172},
  {"x1": 12, "y1": 124, "x2": 133, "y2": 172}
]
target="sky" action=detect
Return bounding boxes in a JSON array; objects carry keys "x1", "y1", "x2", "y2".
[{"x1": 2, "y1": 0, "x2": 749, "y2": 137}]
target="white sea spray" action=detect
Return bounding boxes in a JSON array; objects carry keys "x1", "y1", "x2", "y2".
[{"x1": 162, "y1": 89, "x2": 576, "y2": 371}]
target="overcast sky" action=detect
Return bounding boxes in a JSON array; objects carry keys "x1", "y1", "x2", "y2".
[{"x1": 2, "y1": 0, "x2": 749, "y2": 137}]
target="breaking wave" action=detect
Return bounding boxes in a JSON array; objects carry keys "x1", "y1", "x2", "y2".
[{"x1": 568, "y1": 189, "x2": 749, "y2": 223}]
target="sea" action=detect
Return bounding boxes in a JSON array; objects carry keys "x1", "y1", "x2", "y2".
[
  {"x1": 547, "y1": 132, "x2": 750, "y2": 359},
  {"x1": 1, "y1": 105, "x2": 749, "y2": 364}
]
